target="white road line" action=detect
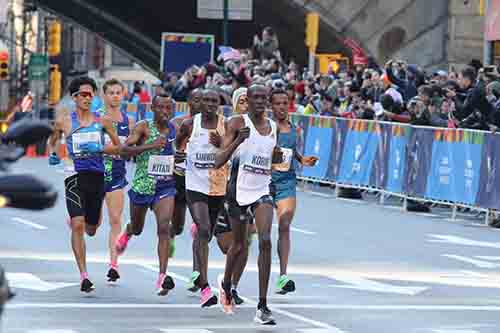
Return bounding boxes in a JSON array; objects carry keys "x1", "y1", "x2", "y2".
[
  {"x1": 335, "y1": 198, "x2": 367, "y2": 204},
  {"x1": 428, "y1": 234, "x2": 500, "y2": 249},
  {"x1": 27, "y1": 330, "x2": 77, "y2": 333},
  {"x1": 298, "y1": 329, "x2": 345, "y2": 333},
  {"x1": 431, "y1": 330, "x2": 479, "y2": 333},
  {"x1": 476, "y1": 256, "x2": 500, "y2": 261},
  {"x1": 442, "y1": 254, "x2": 500, "y2": 269},
  {"x1": 11, "y1": 217, "x2": 47, "y2": 230},
  {"x1": 137, "y1": 263, "x2": 339, "y2": 331},
  {"x1": 160, "y1": 328, "x2": 213, "y2": 333},
  {"x1": 10, "y1": 303, "x2": 500, "y2": 311},
  {"x1": 272, "y1": 224, "x2": 317, "y2": 235}
]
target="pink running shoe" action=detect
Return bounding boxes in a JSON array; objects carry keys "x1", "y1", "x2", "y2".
[
  {"x1": 217, "y1": 274, "x2": 234, "y2": 314},
  {"x1": 200, "y1": 286, "x2": 218, "y2": 308},
  {"x1": 190, "y1": 223, "x2": 198, "y2": 239},
  {"x1": 115, "y1": 233, "x2": 130, "y2": 256}
]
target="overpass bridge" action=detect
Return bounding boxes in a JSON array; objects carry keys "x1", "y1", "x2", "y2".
[{"x1": 37, "y1": 0, "x2": 483, "y2": 75}]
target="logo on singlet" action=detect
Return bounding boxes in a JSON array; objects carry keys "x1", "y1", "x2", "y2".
[{"x1": 194, "y1": 152, "x2": 216, "y2": 169}]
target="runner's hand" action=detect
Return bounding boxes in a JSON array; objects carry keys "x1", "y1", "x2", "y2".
[
  {"x1": 272, "y1": 147, "x2": 284, "y2": 164},
  {"x1": 302, "y1": 156, "x2": 318, "y2": 167},
  {"x1": 209, "y1": 131, "x2": 222, "y2": 148},
  {"x1": 152, "y1": 135, "x2": 167, "y2": 149}
]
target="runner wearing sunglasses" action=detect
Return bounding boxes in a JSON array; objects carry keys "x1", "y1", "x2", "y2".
[{"x1": 48, "y1": 77, "x2": 122, "y2": 293}]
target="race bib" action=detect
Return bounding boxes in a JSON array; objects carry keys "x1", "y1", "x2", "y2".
[
  {"x1": 193, "y1": 144, "x2": 217, "y2": 169},
  {"x1": 243, "y1": 152, "x2": 272, "y2": 175},
  {"x1": 72, "y1": 132, "x2": 102, "y2": 155},
  {"x1": 148, "y1": 155, "x2": 174, "y2": 177},
  {"x1": 272, "y1": 148, "x2": 293, "y2": 172}
]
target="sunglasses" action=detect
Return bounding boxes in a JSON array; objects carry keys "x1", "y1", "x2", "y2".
[{"x1": 72, "y1": 91, "x2": 94, "y2": 99}]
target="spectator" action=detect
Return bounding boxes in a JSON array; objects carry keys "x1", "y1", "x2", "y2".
[
  {"x1": 232, "y1": 87, "x2": 248, "y2": 114},
  {"x1": 253, "y1": 26, "x2": 279, "y2": 61}
]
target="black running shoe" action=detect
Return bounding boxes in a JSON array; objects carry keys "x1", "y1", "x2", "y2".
[
  {"x1": 231, "y1": 289, "x2": 244, "y2": 305},
  {"x1": 80, "y1": 278, "x2": 95, "y2": 293},
  {"x1": 254, "y1": 306, "x2": 276, "y2": 325},
  {"x1": 106, "y1": 268, "x2": 120, "y2": 283}
]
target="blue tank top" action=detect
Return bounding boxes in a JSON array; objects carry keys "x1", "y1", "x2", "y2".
[
  {"x1": 102, "y1": 107, "x2": 130, "y2": 180},
  {"x1": 66, "y1": 111, "x2": 105, "y2": 174},
  {"x1": 272, "y1": 122, "x2": 297, "y2": 182}
]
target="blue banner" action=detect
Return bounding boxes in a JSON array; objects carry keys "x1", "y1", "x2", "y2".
[
  {"x1": 302, "y1": 124, "x2": 335, "y2": 179},
  {"x1": 337, "y1": 120, "x2": 380, "y2": 186},
  {"x1": 385, "y1": 125, "x2": 410, "y2": 193}
]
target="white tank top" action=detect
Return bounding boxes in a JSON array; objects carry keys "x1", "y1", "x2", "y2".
[
  {"x1": 185, "y1": 113, "x2": 228, "y2": 196},
  {"x1": 235, "y1": 114, "x2": 277, "y2": 206}
]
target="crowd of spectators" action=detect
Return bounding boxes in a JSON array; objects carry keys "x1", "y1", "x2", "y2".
[{"x1": 161, "y1": 26, "x2": 500, "y2": 132}]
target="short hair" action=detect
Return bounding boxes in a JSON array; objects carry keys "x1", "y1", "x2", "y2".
[
  {"x1": 68, "y1": 77, "x2": 97, "y2": 96},
  {"x1": 461, "y1": 66, "x2": 477, "y2": 82},
  {"x1": 102, "y1": 78, "x2": 124, "y2": 93},
  {"x1": 152, "y1": 92, "x2": 173, "y2": 106},
  {"x1": 270, "y1": 88, "x2": 288, "y2": 102},
  {"x1": 418, "y1": 85, "x2": 433, "y2": 98},
  {"x1": 248, "y1": 84, "x2": 268, "y2": 97},
  {"x1": 188, "y1": 88, "x2": 203, "y2": 101}
]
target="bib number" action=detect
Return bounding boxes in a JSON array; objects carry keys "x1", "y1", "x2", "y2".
[
  {"x1": 148, "y1": 155, "x2": 174, "y2": 177},
  {"x1": 272, "y1": 148, "x2": 293, "y2": 172},
  {"x1": 72, "y1": 132, "x2": 102, "y2": 156},
  {"x1": 243, "y1": 153, "x2": 271, "y2": 175}
]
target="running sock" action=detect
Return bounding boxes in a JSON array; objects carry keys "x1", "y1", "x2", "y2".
[
  {"x1": 80, "y1": 272, "x2": 89, "y2": 282},
  {"x1": 257, "y1": 298, "x2": 267, "y2": 310},
  {"x1": 232, "y1": 282, "x2": 238, "y2": 290},
  {"x1": 201, "y1": 283, "x2": 209, "y2": 291},
  {"x1": 110, "y1": 261, "x2": 118, "y2": 270}
]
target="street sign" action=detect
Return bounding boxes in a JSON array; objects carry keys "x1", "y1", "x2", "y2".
[
  {"x1": 28, "y1": 53, "x2": 49, "y2": 81},
  {"x1": 197, "y1": 0, "x2": 253, "y2": 21}
]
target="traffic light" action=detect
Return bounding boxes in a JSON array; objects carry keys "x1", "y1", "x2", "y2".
[
  {"x1": 49, "y1": 64, "x2": 62, "y2": 104},
  {"x1": 48, "y1": 21, "x2": 62, "y2": 57},
  {"x1": 305, "y1": 12, "x2": 319, "y2": 50},
  {"x1": 0, "y1": 52, "x2": 9, "y2": 80}
]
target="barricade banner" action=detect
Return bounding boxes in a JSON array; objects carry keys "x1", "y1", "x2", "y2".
[
  {"x1": 476, "y1": 133, "x2": 500, "y2": 209},
  {"x1": 404, "y1": 127, "x2": 434, "y2": 197},
  {"x1": 300, "y1": 116, "x2": 336, "y2": 180},
  {"x1": 425, "y1": 129, "x2": 483, "y2": 204},
  {"x1": 384, "y1": 124, "x2": 411, "y2": 193},
  {"x1": 337, "y1": 119, "x2": 380, "y2": 187}
]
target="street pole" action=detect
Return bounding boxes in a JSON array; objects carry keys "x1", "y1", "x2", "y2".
[
  {"x1": 223, "y1": 0, "x2": 229, "y2": 45},
  {"x1": 308, "y1": 49, "x2": 315, "y2": 75},
  {"x1": 484, "y1": 0, "x2": 492, "y2": 65},
  {"x1": 34, "y1": 7, "x2": 43, "y2": 119}
]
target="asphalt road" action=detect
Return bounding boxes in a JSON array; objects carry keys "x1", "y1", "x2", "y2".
[{"x1": 2, "y1": 158, "x2": 500, "y2": 333}]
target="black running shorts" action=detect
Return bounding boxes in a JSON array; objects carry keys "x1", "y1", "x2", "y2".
[{"x1": 64, "y1": 172, "x2": 105, "y2": 226}]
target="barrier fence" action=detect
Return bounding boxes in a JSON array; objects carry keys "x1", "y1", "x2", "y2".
[{"x1": 289, "y1": 114, "x2": 500, "y2": 222}]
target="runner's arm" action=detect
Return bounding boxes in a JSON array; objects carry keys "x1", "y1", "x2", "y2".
[
  {"x1": 101, "y1": 116, "x2": 122, "y2": 155},
  {"x1": 214, "y1": 116, "x2": 247, "y2": 169},
  {"x1": 121, "y1": 121, "x2": 164, "y2": 157},
  {"x1": 175, "y1": 118, "x2": 193, "y2": 150}
]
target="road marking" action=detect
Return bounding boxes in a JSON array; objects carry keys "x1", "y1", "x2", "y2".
[
  {"x1": 138, "y1": 263, "x2": 340, "y2": 331},
  {"x1": 27, "y1": 330, "x2": 77, "y2": 333},
  {"x1": 328, "y1": 275, "x2": 428, "y2": 296},
  {"x1": 160, "y1": 328, "x2": 213, "y2": 333},
  {"x1": 298, "y1": 329, "x2": 345, "y2": 333},
  {"x1": 442, "y1": 255, "x2": 500, "y2": 269},
  {"x1": 6, "y1": 272, "x2": 78, "y2": 291},
  {"x1": 11, "y1": 217, "x2": 47, "y2": 230},
  {"x1": 428, "y1": 234, "x2": 500, "y2": 249},
  {"x1": 272, "y1": 224, "x2": 317, "y2": 235},
  {"x1": 10, "y1": 303, "x2": 500, "y2": 311},
  {"x1": 476, "y1": 256, "x2": 500, "y2": 261},
  {"x1": 431, "y1": 330, "x2": 479, "y2": 333}
]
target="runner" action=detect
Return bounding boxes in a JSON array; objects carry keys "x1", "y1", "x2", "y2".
[
  {"x1": 100, "y1": 79, "x2": 134, "y2": 283},
  {"x1": 212, "y1": 87, "x2": 253, "y2": 305},
  {"x1": 270, "y1": 89, "x2": 318, "y2": 294},
  {"x1": 170, "y1": 89, "x2": 204, "y2": 293},
  {"x1": 176, "y1": 89, "x2": 227, "y2": 307},
  {"x1": 214, "y1": 84, "x2": 281, "y2": 325},
  {"x1": 48, "y1": 77, "x2": 122, "y2": 293},
  {"x1": 114, "y1": 93, "x2": 177, "y2": 296}
]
